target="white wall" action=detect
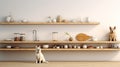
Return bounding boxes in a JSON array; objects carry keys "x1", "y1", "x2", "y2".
[{"x1": 0, "y1": 0, "x2": 120, "y2": 61}]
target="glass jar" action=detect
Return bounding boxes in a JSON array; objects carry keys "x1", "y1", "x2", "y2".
[
  {"x1": 14, "y1": 33, "x2": 20, "y2": 41},
  {"x1": 52, "y1": 32, "x2": 58, "y2": 41},
  {"x1": 20, "y1": 33, "x2": 25, "y2": 41}
]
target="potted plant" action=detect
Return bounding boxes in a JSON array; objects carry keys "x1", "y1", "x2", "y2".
[{"x1": 65, "y1": 32, "x2": 73, "y2": 41}]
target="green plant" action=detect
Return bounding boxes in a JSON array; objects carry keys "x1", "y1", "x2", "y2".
[
  {"x1": 65, "y1": 32, "x2": 71, "y2": 37},
  {"x1": 65, "y1": 32, "x2": 73, "y2": 41}
]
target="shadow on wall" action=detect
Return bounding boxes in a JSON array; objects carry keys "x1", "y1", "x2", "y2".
[{"x1": 0, "y1": 51, "x2": 119, "y2": 61}]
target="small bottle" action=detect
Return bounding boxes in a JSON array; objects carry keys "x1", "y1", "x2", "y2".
[{"x1": 52, "y1": 32, "x2": 58, "y2": 41}]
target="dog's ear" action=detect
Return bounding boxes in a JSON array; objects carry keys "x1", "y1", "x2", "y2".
[
  {"x1": 114, "y1": 26, "x2": 116, "y2": 30},
  {"x1": 109, "y1": 26, "x2": 112, "y2": 31}
]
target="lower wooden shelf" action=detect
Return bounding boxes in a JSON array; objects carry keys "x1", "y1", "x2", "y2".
[
  {"x1": 0, "y1": 48, "x2": 119, "y2": 51},
  {"x1": 0, "y1": 40, "x2": 120, "y2": 44}
]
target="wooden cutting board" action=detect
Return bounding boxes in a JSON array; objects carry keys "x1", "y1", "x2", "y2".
[{"x1": 76, "y1": 33, "x2": 92, "y2": 41}]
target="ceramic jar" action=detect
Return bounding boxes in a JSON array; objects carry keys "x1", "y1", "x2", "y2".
[
  {"x1": 64, "y1": 45, "x2": 68, "y2": 49},
  {"x1": 83, "y1": 45, "x2": 87, "y2": 49}
]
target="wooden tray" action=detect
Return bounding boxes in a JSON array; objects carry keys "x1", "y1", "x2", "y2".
[{"x1": 76, "y1": 33, "x2": 91, "y2": 41}]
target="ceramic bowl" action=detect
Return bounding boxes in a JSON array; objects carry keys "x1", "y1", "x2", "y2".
[
  {"x1": 43, "y1": 45, "x2": 49, "y2": 48},
  {"x1": 6, "y1": 45, "x2": 12, "y2": 48}
]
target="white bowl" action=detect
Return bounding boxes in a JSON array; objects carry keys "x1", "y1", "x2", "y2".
[
  {"x1": 6, "y1": 45, "x2": 12, "y2": 48},
  {"x1": 43, "y1": 45, "x2": 49, "y2": 48}
]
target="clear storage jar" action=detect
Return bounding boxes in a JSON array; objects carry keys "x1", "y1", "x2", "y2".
[{"x1": 52, "y1": 32, "x2": 58, "y2": 41}]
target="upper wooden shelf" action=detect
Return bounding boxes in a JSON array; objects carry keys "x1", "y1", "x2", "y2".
[
  {"x1": 0, "y1": 48, "x2": 119, "y2": 51},
  {"x1": 0, "y1": 40, "x2": 120, "y2": 44},
  {"x1": 0, "y1": 22, "x2": 100, "y2": 25}
]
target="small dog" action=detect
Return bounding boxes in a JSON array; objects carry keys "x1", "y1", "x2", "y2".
[
  {"x1": 109, "y1": 26, "x2": 116, "y2": 41},
  {"x1": 35, "y1": 45, "x2": 47, "y2": 63}
]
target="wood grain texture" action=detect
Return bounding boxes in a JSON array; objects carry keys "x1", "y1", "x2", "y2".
[
  {"x1": 0, "y1": 40, "x2": 120, "y2": 44},
  {"x1": 0, "y1": 22, "x2": 100, "y2": 25},
  {"x1": 0, "y1": 48, "x2": 119, "y2": 51}
]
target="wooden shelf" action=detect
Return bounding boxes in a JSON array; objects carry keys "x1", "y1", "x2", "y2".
[
  {"x1": 0, "y1": 22, "x2": 100, "y2": 25},
  {"x1": 0, "y1": 48, "x2": 34, "y2": 51},
  {"x1": 0, "y1": 48, "x2": 119, "y2": 51},
  {"x1": 0, "y1": 40, "x2": 120, "y2": 44}
]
